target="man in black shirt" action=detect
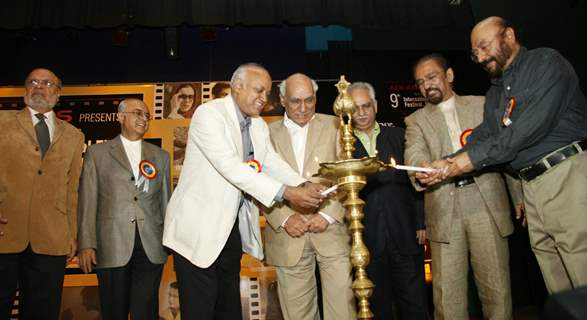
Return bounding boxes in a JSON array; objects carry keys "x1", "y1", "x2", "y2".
[{"x1": 444, "y1": 16, "x2": 587, "y2": 294}]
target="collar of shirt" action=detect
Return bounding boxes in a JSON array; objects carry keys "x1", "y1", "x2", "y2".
[
  {"x1": 120, "y1": 135, "x2": 142, "y2": 179},
  {"x1": 353, "y1": 122, "x2": 381, "y2": 157},
  {"x1": 28, "y1": 107, "x2": 56, "y2": 141},
  {"x1": 282, "y1": 112, "x2": 314, "y2": 132}
]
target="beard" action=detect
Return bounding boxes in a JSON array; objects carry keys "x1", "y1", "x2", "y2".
[
  {"x1": 482, "y1": 41, "x2": 514, "y2": 77},
  {"x1": 425, "y1": 88, "x2": 444, "y2": 105},
  {"x1": 24, "y1": 92, "x2": 57, "y2": 111}
]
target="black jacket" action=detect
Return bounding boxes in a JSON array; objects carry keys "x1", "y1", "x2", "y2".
[{"x1": 354, "y1": 126, "x2": 425, "y2": 256}]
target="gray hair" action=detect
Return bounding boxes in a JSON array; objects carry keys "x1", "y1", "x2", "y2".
[
  {"x1": 118, "y1": 98, "x2": 144, "y2": 112},
  {"x1": 348, "y1": 82, "x2": 376, "y2": 101},
  {"x1": 230, "y1": 63, "x2": 268, "y2": 88},
  {"x1": 278, "y1": 75, "x2": 319, "y2": 97},
  {"x1": 118, "y1": 99, "x2": 128, "y2": 112}
]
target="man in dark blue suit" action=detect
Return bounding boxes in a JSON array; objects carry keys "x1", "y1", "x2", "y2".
[{"x1": 349, "y1": 82, "x2": 428, "y2": 319}]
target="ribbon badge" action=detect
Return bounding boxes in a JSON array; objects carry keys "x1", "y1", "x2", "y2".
[
  {"x1": 460, "y1": 128, "x2": 473, "y2": 147},
  {"x1": 136, "y1": 160, "x2": 157, "y2": 193},
  {"x1": 502, "y1": 96, "x2": 517, "y2": 127},
  {"x1": 246, "y1": 159, "x2": 262, "y2": 173}
]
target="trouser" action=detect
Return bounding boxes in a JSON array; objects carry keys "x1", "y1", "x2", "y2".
[
  {"x1": 276, "y1": 237, "x2": 355, "y2": 320},
  {"x1": 522, "y1": 152, "x2": 587, "y2": 293},
  {"x1": 368, "y1": 244, "x2": 428, "y2": 320},
  {"x1": 430, "y1": 184, "x2": 512, "y2": 320},
  {"x1": 0, "y1": 245, "x2": 66, "y2": 320},
  {"x1": 173, "y1": 218, "x2": 242, "y2": 320},
  {"x1": 96, "y1": 231, "x2": 164, "y2": 320}
]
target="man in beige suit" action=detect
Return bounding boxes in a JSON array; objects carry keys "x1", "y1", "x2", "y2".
[
  {"x1": 0, "y1": 68, "x2": 85, "y2": 319},
  {"x1": 404, "y1": 54, "x2": 513, "y2": 320},
  {"x1": 265, "y1": 73, "x2": 355, "y2": 320},
  {"x1": 77, "y1": 98, "x2": 171, "y2": 320}
]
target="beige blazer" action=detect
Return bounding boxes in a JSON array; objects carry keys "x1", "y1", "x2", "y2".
[
  {"x1": 77, "y1": 136, "x2": 171, "y2": 268},
  {"x1": 264, "y1": 114, "x2": 350, "y2": 267},
  {"x1": 404, "y1": 95, "x2": 513, "y2": 243},
  {"x1": 0, "y1": 109, "x2": 84, "y2": 255}
]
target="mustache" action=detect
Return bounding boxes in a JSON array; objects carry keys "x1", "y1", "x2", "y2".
[
  {"x1": 425, "y1": 88, "x2": 440, "y2": 96},
  {"x1": 481, "y1": 57, "x2": 496, "y2": 68}
]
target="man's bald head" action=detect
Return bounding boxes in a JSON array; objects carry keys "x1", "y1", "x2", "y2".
[{"x1": 470, "y1": 16, "x2": 520, "y2": 77}]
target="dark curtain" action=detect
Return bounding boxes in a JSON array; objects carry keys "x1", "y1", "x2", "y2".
[{"x1": 0, "y1": 0, "x2": 455, "y2": 29}]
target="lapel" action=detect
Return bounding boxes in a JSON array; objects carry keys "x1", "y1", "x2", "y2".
[
  {"x1": 454, "y1": 95, "x2": 477, "y2": 131},
  {"x1": 422, "y1": 103, "x2": 453, "y2": 156},
  {"x1": 303, "y1": 116, "x2": 323, "y2": 172},
  {"x1": 273, "y1": 120, "x2": 299, "y2": 172},
  {"x1": 16, "y1": 108, "x2": 38, "y2": 145},
  {"x1": 109, "y1": 135, "x2": 133, "y2": 175},
  {"x1": 225, "y1": 97, "x2": 244, "y2": 159},
  {"x1": 50, "y1": 113, "x2": 64, "y2": 147}
]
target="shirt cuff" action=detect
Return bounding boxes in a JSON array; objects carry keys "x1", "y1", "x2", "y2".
[
  {"x1": 318, "y1": 212, "x2": 336, "y2": 224},
  {"x1": 274, "y1": 185, "x2": 287, "y2": 203},
  {"x1": 280, "y1": 214, "x2": 292, "y2": 228}
]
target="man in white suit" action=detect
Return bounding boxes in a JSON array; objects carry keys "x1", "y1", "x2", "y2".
[{"x1": 163, "y1": 63, "x2": 326, "y2": 320}]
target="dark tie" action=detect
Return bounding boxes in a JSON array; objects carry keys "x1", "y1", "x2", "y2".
[{"x1": 35, "y1": 113, "x2": 50, "y2": 158}]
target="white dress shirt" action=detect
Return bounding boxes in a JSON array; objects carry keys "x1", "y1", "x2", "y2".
[
  {"x1": 28, "y1": 107, "x2": 56, "y2": 142},
  {"x1": 120, "y1": 135, "x2": 142, "y2": 180},
  {"x1": 437, "y1": 95, "x2": 463, "y2": 152},
  {"x1": 282, "y1": 114, "x2": 335, "y2": 225}
]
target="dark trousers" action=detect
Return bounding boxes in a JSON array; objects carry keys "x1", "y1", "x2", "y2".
[
  {"x1": 174, "y1": 218, "x2": 242, "y2": 320},
  {"x1": 96, "y1": 231, "x2": 164, "y2": 320},
  {"x1": 0, "y1": 245, "x2": 66, "y2": 320},
  {"x1": 368, "y1": 245, "x2": 428, "y2": 320}
]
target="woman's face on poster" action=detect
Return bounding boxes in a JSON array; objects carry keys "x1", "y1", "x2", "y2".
[{"x1": 177, "y1": 86, "x2": 195, "y2": 112}]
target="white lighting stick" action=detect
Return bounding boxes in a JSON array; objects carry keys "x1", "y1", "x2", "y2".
[
  {"x1": 390, "y1": 158, "x2": 435, "y2": 173},
  {"x1": 320, "y1": 185, "x2": 338, "y2": 196}
]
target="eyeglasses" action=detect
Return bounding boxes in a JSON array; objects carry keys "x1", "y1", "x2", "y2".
[
  {"x1": 26, "y1": 79, "x2": 61, "y2": 89},
  {"x1": 178, "y1": 94, "x2": 194, "y2": 100},
  {"x1": 415, "y1": 72, "x2": 441, "y2": 88},
  {"x1": 470, "y1": 28, "x2": 506, "y2": 63},
  {"x1": 120, "y1": 110, "x2": 152, "y2": 120}
]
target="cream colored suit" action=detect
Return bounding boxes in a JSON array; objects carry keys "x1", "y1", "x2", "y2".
[
  {"x1": 163, "y1": 96, "x2": 306, "y2": 268},
  {"x1": 404, "y1": 95, "x2": 513, "y2": 320},
  {"x1": 266, "y1": 114, "x2": 355, "y2": 320}
]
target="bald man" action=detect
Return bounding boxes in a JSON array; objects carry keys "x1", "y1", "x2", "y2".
[
  {"x1": 265, "y1": 73, "x2": 355, "y2": 320},
  {"x1": 443, "y1": 16, "x2": 587, "y2": 294},
  {"x1": 0, "y1": 68, "x2": 85, "y2": 319}
]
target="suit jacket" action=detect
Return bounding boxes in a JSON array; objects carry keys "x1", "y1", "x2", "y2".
[
  {"x1": 264, "y1": 114, "x2": 350, "y2": 267},
  {"x1": 354, "y1": 126, "x2": 425, "y2": 256},
  {"x1": 77, "y1": 136, "x2": 171, "y2": 268},
  {"x1": 0, "y1": 108, "x2": 84, "y2": 255},
  {"x1": 162, "y1": 96, "x2": 306, "y2": 268},
  {"x1": 404, "y1": 94, "x2": 513, "y2": 243}
]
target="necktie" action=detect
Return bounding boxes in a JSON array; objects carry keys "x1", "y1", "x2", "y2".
[
  {"x1": 240, "y1": 117, "x2": 254, "y2": 161},
  {"x1": 35, "y1": 113, "x2": 50, "y2": 158}
]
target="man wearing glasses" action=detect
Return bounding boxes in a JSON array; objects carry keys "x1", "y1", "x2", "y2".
[
  {"x1": 443, "y1": 16, "x2": 587, "y2": 294},
  {"x1": 404, "y1": 54, "x2": 514, "y2": 320},
  {"x1": 77, "y1": 98, "x2": 171, "y2": 319},
  {"x1": 0, "y1": 68, "x2": 85, "y2": 319}
]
